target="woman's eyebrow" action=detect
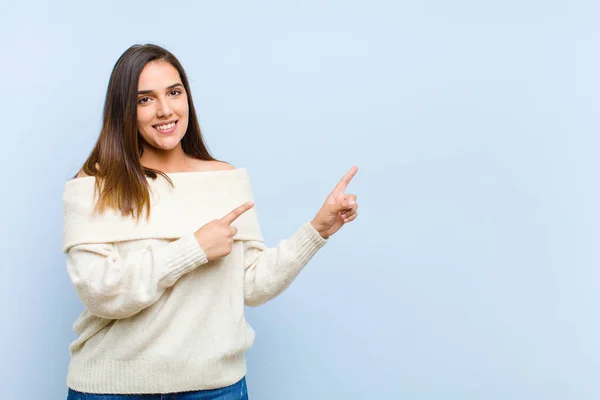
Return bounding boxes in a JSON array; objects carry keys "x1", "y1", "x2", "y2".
[{"x1": 138, "y1": 83, "x2": 183, "y2": 95}]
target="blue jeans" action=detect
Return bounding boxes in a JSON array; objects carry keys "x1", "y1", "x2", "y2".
[{"x1": 66, "y1": 377, "x2": 248, "y2": 400}]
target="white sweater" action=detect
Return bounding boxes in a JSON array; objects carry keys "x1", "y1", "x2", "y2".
[{"x1": 62, "y1": 168, "x2": 328, "y2": 394}]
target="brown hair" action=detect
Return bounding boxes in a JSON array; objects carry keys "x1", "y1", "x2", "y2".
[{"x1": 76, "y1": 43, "x2": 220, "y2": 221}]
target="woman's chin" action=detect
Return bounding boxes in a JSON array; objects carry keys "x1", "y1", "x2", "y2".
[{"x1": 148, "y1": 137, "x2": 183, "y2": 152}]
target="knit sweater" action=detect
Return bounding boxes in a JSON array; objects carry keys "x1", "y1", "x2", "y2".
[{"x1": 62, "y1": 167, "x2": 328, "y2": 394}]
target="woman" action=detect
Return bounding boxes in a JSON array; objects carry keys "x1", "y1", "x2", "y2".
[{"x1": 63, "y1": 43, "x2": 359, "y2": 399}]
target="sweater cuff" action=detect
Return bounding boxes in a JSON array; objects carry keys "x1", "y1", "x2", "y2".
[
  {"x1": 163, "y1": 234, "x2": 209, "y2": 284},
  {"x1": 290, "y1": 221, "x2": 329, "y2": 266}
]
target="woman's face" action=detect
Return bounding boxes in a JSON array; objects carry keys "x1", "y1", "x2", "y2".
[{"x1": 136, "y1": 60, "x2": 189, "y2": 153}]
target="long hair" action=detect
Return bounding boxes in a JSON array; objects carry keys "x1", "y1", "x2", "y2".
[{"x1": 77, "y1": 44, "x2": 220, "y2": 221}]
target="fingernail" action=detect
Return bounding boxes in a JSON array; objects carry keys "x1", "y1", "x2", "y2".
[{"x1": 349, "y1": 201, "x2": 355, "y2": 206}]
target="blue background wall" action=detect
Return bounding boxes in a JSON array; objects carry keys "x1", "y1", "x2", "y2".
[{"x1": 1, "y1": 1, "x2": 598, "y2": 398}]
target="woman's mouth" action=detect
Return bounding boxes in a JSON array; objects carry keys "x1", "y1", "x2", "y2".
[{"x1": 153, "y1": 120, "x2": 178, "y2": 134}]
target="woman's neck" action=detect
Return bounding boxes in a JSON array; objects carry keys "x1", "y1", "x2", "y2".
[{"x1": 140, "y1": 144, "x2": 194, "y2": 173}]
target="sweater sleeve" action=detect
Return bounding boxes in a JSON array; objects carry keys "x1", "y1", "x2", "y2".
[
  {"x1": 243, "y1": 221, "x2": 328, "y2": 307},
  {"x1": 66, "y1": 234, "x2": 208, "y2": 319}
]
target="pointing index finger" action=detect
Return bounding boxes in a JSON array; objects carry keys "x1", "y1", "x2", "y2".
[
  {"x1": 221, "y1": 201, "x2": 255, "y2": 225},
  {"x1": 333, "y1": 166, "x2": 359, "y2": 192}
]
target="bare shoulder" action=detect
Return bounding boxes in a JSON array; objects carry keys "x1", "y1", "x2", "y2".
[
  {"x1": 214, "y1": 161, "x2": 237, "y2": 171},
  {"x1": 76, "y1": 169, "x2": 90, "y2": 178},
  {"x1": 187, "y1": 159, "x2": 236, "y2": 172}
]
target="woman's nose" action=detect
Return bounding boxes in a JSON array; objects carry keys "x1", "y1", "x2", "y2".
[{"x1": 156, "y1": 99, "x2": 173, "y2": 118}]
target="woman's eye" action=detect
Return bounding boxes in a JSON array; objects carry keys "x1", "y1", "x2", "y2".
[
  {"x1": 170, "y1": 90, "x2": 181, "y2": 96},
  {"x1": 138, "y1": 97, "x2": 150, "y2": 104}
]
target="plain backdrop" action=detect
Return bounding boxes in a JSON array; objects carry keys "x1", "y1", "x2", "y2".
[{"x1": 1, "y1": 1, "x2": 598, "y2": 399}]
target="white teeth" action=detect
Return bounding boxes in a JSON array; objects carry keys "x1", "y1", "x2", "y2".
[{"x1": 155, "y1": 122, "x2": 175, "y2": 131}]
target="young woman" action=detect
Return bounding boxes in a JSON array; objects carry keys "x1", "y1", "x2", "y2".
[{"x1": 63, "y1": 43, "x2": 359, "y2": 399}]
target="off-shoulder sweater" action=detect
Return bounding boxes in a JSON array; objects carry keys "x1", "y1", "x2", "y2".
[{"x1": 62, "y1": 168, "x2": 328, "y2": 394}]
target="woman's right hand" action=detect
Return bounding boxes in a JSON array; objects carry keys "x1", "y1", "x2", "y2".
[{"x1": 194, "y1": 201, "x2": 255, "y2": 262}]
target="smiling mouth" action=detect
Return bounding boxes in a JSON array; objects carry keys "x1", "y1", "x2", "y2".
[{"x1": 153, "y1": 120, "x2": 178, "y2": 133}]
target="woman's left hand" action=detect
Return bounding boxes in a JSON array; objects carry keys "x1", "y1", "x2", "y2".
[{"x1": 310, "y1": 166, "x2": 359, "y2": 239}]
